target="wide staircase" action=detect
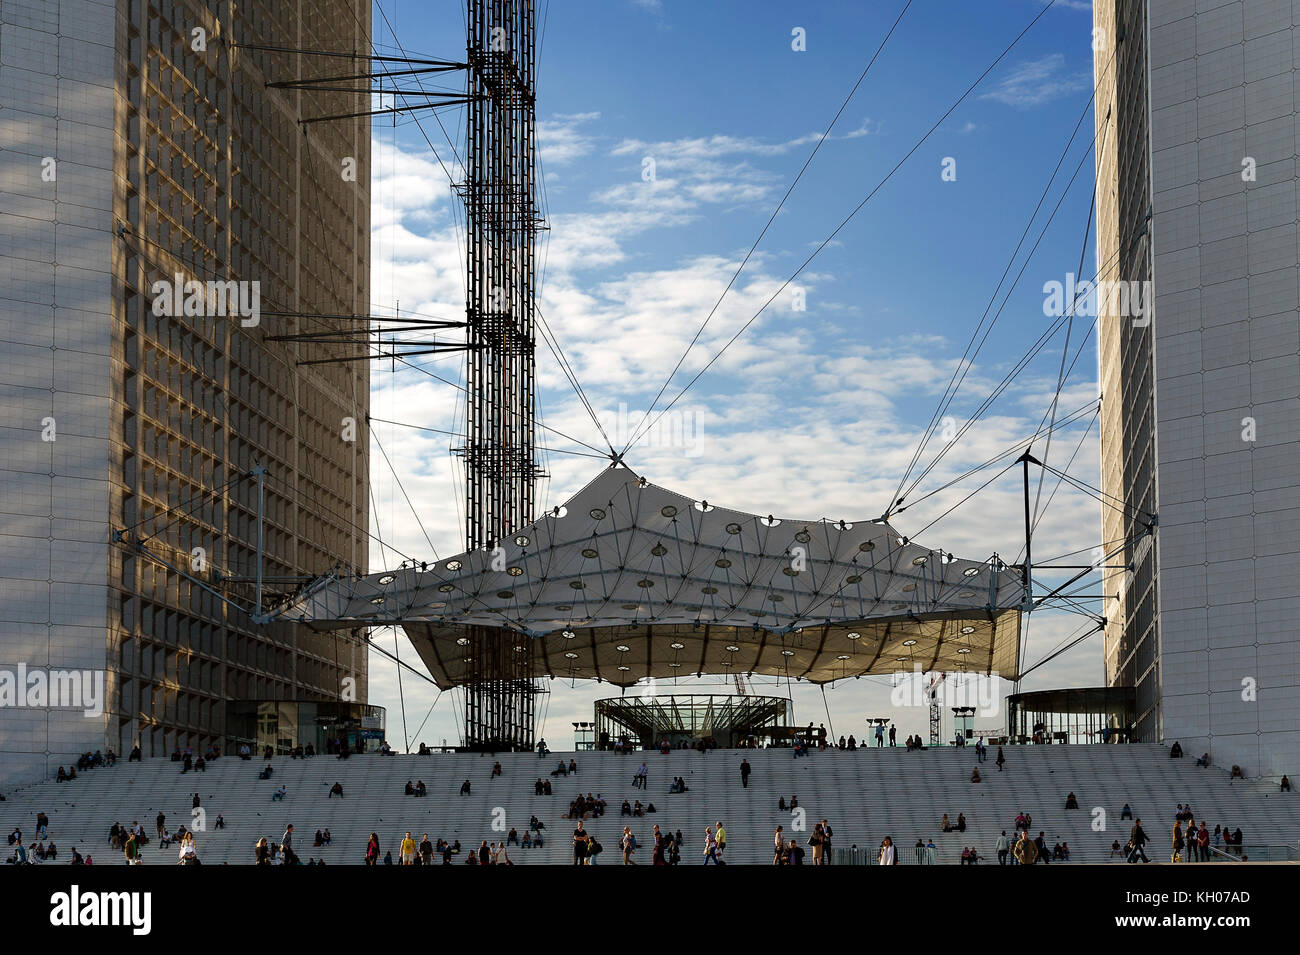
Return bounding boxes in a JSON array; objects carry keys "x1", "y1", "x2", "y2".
[{"x1": 4, "y1": 744, "x2": 1298, "y2": 865}]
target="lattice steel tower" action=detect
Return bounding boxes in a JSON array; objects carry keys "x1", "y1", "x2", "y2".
[{"x1": 454, "y1": 0, "x2": 545, "y2": 750}]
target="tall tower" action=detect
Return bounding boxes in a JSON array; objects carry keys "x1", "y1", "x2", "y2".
[
  {"x1": 1094, "y1": 0, "x2": 1300, "y2": 778},
  {"x1": 455, "y1": 0, "x2": 544, "y2": 750},
  {"x1": 0, "y1": 0, "x2": 372, "y2": 785}
]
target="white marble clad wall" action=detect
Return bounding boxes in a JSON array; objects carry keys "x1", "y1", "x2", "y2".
[
  {"x1": 1149, "y1": 0, "x2": 1300, "y2": 778},
  {"x1": 0, "y1": 0, "x2": 116, "y2": 788}
]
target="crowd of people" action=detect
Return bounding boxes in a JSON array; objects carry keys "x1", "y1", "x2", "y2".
[
  {"x1": 7, "y1": 729, "x2": 1290, "y2": 867},
  {"x1": 54, "y1": 749, "x2": 118, "y2": 783}
]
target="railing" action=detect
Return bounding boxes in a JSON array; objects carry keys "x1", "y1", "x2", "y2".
[
  {"x1": 835, "y1": 846, "x2": 941, "y2": 865},
  {"x1": 835, "y1": 843, "x2": 1299, "y2": 865},
  {"x1": 1197, "y1": 844, "x2": 1297, "y2": 863}
]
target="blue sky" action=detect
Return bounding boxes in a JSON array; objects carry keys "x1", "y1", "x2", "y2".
[{"x1": 360, "y1": 0, "x2": 1111, "y2": 749}]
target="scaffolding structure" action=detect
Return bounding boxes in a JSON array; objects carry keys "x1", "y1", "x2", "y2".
[{"x1": 455, "y1": 0, "x2": 546, "y2": 750}]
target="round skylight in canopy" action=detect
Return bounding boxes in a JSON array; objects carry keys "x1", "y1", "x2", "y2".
[
  {"x1": 589, "y1": 508, "x2": 606, "y2": 520},
  {"x1": 378, "y1": 574, "x2": 395, "y2": 585},
  {"x1": 446, "y1": 560, "x2": 463, "y2": 571},
  {"x1": 725, "y1": 522, "x2": 743, "y2": 535},
  {"x1": 661, "y1": 505, "x2": 677, "y2": 518}
]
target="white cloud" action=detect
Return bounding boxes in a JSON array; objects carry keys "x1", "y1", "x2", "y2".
[
  {"x1": 981, "y1": 53, "x2": 1090, "y2": 109},
  {"x1": 538, "y1": 112, "x2": 601, "y2": 166}
]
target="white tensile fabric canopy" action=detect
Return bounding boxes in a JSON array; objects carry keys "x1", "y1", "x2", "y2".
[{"x1": 283, "y1": 465, "x2": 1026, "y2": 687}]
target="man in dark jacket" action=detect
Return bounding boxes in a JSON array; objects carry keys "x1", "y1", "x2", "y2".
[
  {"x1": 1128, "y1": 819, "x2": 1151, "y2": 862},
  {"x1": 740, "y1": 759, "x2": 751, "y2": 788},
  {"x1": 281, "y1": 824, "x2": 298, "y2": 865}
]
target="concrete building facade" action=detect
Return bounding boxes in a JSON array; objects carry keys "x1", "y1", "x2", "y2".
[
  {"x1": 0, "y1": 0, "x2": 372, "y2": 786},
  {"x1": 1094, "y1": 0, "x2": 1300, "y2": 778}
]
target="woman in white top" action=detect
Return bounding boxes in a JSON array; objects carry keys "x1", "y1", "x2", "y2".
[
  {"x1": 703, "y1": 827, "x2": 719, "y2": 865},
  {"x1": 878, "y1": 836, "x2": 897, "y2": 866}
]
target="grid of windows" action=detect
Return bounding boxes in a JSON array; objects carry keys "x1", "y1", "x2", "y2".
[{"x1": 108, "y1": 0, "x2": 371, "y2": 757}]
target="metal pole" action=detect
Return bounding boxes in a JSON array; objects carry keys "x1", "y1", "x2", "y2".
[
  {"x1": 1018, "y1": 451, "x2": 1038, "y2": 609},
  {"x1": 253, "y1": 464, "x2": 268, "y2": 614}
]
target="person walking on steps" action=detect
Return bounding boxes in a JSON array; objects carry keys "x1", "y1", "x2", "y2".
[
  {"x1": 1128, "y1": 819, "x2": 1151, "y2": 863},
  {"x1": 740, "y1": 758, "x2": 751, "y2": 788},
  {"x1": 703, "y1": 827, "x2": 719, "y2": 865},
  {"x1": 995, "y1": 746, "x2": 1006, "y2": 772}
]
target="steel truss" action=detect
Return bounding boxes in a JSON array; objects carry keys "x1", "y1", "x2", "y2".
[
  {"x1": 594, "y1": 693, "x2": 791, "y2": 749},
  {"x1": 457, "y1": 0, "x2": 545, "y2": 751}
]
